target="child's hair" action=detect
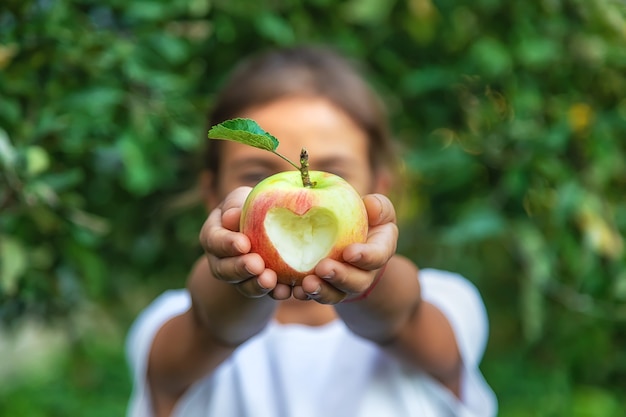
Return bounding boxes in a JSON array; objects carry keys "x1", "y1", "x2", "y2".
[{"x1": 204, "y1": 45, "x2": 399, "y2": 180}]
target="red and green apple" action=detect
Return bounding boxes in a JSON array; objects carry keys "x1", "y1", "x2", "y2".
[{"x1": 240, "y1": 170, "x2": 368, "y2": 286}]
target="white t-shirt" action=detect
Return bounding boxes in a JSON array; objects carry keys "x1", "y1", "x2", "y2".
[{"x1": 126, "y1": 268, "x2": 497, "y2": 417}]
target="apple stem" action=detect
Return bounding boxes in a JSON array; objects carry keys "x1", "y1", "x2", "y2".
[
  {"x1": 300, "y1": 148, "x2": 315, "y2": 188},
  {"x1": 268, "y1": 147, "x2": 315, "y2": 188}
]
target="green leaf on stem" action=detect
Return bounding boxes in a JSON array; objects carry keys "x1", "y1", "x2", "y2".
[{"x1": 208, "y1": 118, "x2": 279, "y2": 151}]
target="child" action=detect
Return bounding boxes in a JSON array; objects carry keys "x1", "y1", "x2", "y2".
[{"x1": 126, "y1": 45, "x2": 497, "y2": 417}]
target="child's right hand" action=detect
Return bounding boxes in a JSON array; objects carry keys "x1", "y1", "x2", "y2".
[{"x1": 199, "y1": 186, "x2": 294, "y2": 300}]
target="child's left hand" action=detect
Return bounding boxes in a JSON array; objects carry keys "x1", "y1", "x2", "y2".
[{"x1": 292, "y1": 194, "x2": 398, "y2": 304}]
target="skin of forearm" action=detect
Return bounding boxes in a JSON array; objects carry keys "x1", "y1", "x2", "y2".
[
  {"x1": 393, "y1": 301, "x2": 463, "y2": 396},
  {"x1": 147, "y1": 258, "x2": 277, "y2": 416},
  {"x1": 335, "y1": 255, "x2": 421, "y2": 343},
  {"x1": 334, "y1": 255, "x2": 462, "y2": 396},
  {"x1": 187, "y1": 257, "x2": 277, "y2": 347}
]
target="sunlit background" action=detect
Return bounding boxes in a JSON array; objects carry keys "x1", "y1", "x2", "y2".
[{"x1": 1, "y1": 0, "x2": 626, "y2": 415}]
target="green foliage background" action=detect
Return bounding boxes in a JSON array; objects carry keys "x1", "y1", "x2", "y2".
[{"x1": 1, "y1": 0, "x2": 625, "y2": 415}]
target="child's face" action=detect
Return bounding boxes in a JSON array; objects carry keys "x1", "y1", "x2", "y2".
[{"x1": 206, "y1": 95, "x2": 386, "y2": 208}]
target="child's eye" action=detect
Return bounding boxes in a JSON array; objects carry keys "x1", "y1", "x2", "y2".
[
  {"x1": 324, "y1": 168, "x2": 348, "y2": 180},
  {"x1": 239, "y1": 172, "x2": 269, "y2": 185},
  {"x1": 316, "y1": 163, "x2": 349, "y2": 180}
]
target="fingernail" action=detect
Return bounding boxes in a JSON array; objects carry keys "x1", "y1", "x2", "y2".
[
  {"x1": 257, "y1": 279, "x2": 268, "y2": 290},
  {"x1": 374, "y1": 194, "x2": 385, "y2": 223},
  {"x1": 233, "y1": 240, "x2": 245, "y2": 253},
  {"x1": 307, "y1": 286, "x2": 321, "y2": 299},
  {"x1": 321, "y1": 271, "x2": 335, "y2": 280},
  {"x1": 244, "y1": 265, "x2": 257, "y2": 277}
]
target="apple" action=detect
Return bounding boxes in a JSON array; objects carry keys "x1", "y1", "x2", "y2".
[
  {"x1": 207, "y1": 119, "x2": 369, "y2": 286},
  {"x1": 240, "y1": 170, "x2": 368, "y2": 286}
]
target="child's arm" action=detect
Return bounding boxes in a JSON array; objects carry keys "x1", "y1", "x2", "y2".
[
  {"x1": 295, "y1": 194, "x2": 463, "y2": 396},
  {"x1": 335, "y1": 256, "x2": 463, "y2": 397},
  {"x1": 146, "y1": 187, "x2": 285, "y2": 417}
]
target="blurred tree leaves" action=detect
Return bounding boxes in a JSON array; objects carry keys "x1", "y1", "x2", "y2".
[
  {"x1": 1, "y1": 0, "x2": 625, "y2": 415},
  {"x1": 0, "y1": 0, "x2": 209, "y2": 321}
]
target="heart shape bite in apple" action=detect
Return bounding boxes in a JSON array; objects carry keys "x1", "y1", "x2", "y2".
[
  {"x1": 265, "y1": 207, "x2": 338, "y2": 273},
  {"x1": 241, "y1": 170, "x2": 368, "y2": 286}
]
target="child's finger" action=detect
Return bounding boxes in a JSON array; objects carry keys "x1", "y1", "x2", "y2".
[
  {"x1": 342, "y1": 222, "x2": 398, "y2": 270},
  {"x1": 269, "y1": 283, "x2": 293, "y2": 300},
  {"x1": 221, "y1": 207, "x2": 242, "y2": 232},
  {"x1": 312, "y1": 259, "x2": 374, "y2": 297},
  {"x1": 201, "y1": 187, "x2": 252, "y2": 258},
  {"x1": 200, "y1": 209, "x2": 250, "y2": 258},
  {"x1": 293, "y1": 274, "x2": 348, "y2": 304},
  {"x1": 219, "y1": 186, "x2": 252, "y2": 231},
  {"x1": 363, "y1": 194, "x2": 397, "y2": 227},
  {"x1": 208, "y1": 252, "x2": 265, "y2": 284},
  {"x1": 233, "y1": 268, "x2": 278, "y2": 298}
]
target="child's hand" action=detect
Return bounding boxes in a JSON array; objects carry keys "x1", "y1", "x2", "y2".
[
  {"x1": 199, "y1": 186, "x2": 293, "y2": 300},
  {"x1": 292, "y1": 194, "x2": 398, "y2": 304}
]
